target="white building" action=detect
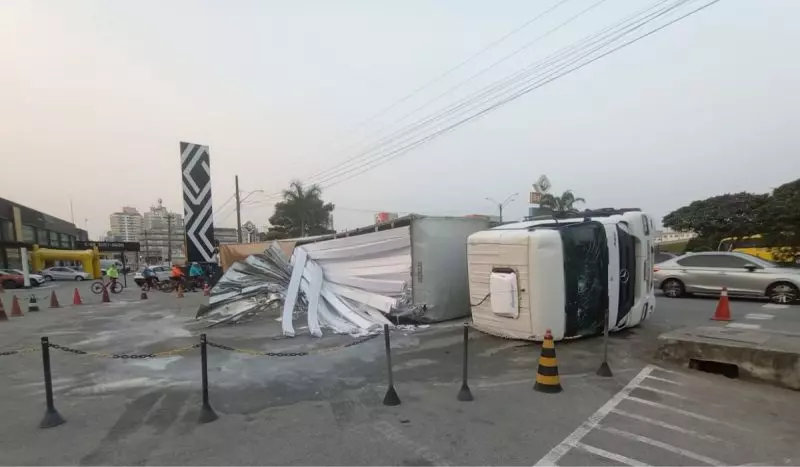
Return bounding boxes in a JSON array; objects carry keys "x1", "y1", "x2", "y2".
[
  {"x1": 654, "y1": 228, "x2": 696, "y2": 245},
  {"x1": 109, "y1": 206, "x2": 143, "y2": 242},
  {"x1": 141, "y1": 199, "x2": 185, "y2": 263}
]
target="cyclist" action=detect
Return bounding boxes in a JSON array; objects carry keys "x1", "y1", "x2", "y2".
[
  {"x1": 142, "y1": 265, "x2": 156, "y2": 291},
  {"x1": 170, "y1": 264, "x2": 185, "y2": 291},
  {"x1": 106, "y1": 263, "x2": 120, "y2": 287},
  {"x1": 189, "y1": 262, "x2": 204, "y2": 291}
]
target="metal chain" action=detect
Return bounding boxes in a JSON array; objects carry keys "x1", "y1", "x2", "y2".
[
  {"x1": 207, "y1": 332, "x2": 380, "y2": 358},
  {"x1": 3, "y1": 333, "x2": 378, "y2": 360},
  {"x1": 47, "y1": 343, "x2": 200, "y2": 359},
  {"x1": 0, "y1": 347, "x2": 40, "y2": 357}
]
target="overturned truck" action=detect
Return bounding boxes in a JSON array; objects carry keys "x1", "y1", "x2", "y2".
[{"x1": 200, "y1": 216, "x2": 490, "y2": 335}]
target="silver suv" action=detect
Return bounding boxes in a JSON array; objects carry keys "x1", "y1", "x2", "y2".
[{"x1": 653, "y1": 251, "x2": 800, "y2": 303}]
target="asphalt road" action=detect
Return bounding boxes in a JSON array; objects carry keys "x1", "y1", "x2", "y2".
[{"x1": 0, "y1": 290, "x2": 798, "y2": 465}]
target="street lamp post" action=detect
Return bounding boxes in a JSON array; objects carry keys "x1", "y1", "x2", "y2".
[{"x1": 485, "y1": 193, "x2": 518, "y2": 223}]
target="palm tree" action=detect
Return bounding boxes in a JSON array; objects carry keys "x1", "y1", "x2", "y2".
[
  {"x1": 267, "y1": 181, "x2": 334, "y2": 238},
  {"x1": 539, "y1": 190, "x2": 586, "y2": 215}
]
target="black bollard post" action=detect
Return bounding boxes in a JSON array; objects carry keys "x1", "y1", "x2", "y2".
[
  {"x1": 382, "y1": 324, "x2": 401, "y2": 406},
  {"x1": 457, "y1": 324, "x2": 474, "y2": 401},
  {"x1": 596, "y1": 308, "x2": 613, "y2": 377},
  {"x1": 198, "y1": 333, "x2": 219, "y2": 423},
  {"x1": 39, "y1": 337, "x2": 66, "y2": 428}
]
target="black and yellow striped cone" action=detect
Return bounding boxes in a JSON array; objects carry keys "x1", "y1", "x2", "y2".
[{"x1": 533, "y1": 329, "x2": 562, "y2": 393}]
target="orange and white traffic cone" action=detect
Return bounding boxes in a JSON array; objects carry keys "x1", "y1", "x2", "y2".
[
  {"x1": 101, "y1": 285, "x2": 111, "y2": 303},
  {"x1": 712, "y1": 287, "x2": 732, "y2": 321},
  {"x1": 73, "y1": 288, "x2": 83, "y2": 305},
  {"x1": 10, "y1": 295, "x2": 23, "y2": 317},
  {"x1": 203, "y1": 283, "x2": 210, "y2": 296}
]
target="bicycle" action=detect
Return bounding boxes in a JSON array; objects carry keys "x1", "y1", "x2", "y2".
[{"x1": 91, "y1": 278, "x2": 124, "y2": 295}]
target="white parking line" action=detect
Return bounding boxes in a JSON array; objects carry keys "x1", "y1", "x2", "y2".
[
  {"x1": 612, "y1": 409, "x2": 724, "y2": 443},
  {"x1": 744, "y1": 313, "x2": 774, "y2": 320},
  {"x1": 534, "y1": 366, "x2": 655, "y2": 466},
  {"x1": 761, "y1": 303, "x2": 789, "y2": 310},
  {"x1": 597, "y1": 425, "x2": 724, "y2": 465},
  {"x1": 626, "y1": 397, "x2": 740, "y2": 428},
  {"x1": 645, "y1": 375, "x2": 683, "y2": 386},
  {"x1": 726, "y1": 323, "x2": 761, "y2": 330},
  {"x1": 573, "y1": 442, "x2": 650, "y2": 466},
  {"x1": 635, "y1": 385, "x2": 688, "y2": 400}
]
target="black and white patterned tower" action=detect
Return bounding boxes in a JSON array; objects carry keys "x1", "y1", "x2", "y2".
[{"x1": 180, "y1": 142, "x2": 215, "y2": 262}]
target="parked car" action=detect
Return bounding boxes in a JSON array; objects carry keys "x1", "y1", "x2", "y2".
[
  {"x1": 0, "y1": 271, "x2": 25, "y2": 289},
  {"x1": 133, "y1": 265, "x2": 172, "y2": 287},
  {"x1": 653, "y1": 251, "x2": 800, "y2": 303},
  {"x1": 654, "y1": 251, "x2": 677, "y2": 264},
  {"x1": 40, "y1": 267, "x2": 91, "y2": 281},
  {"x1": 0, "y1": 269, "x2": 45, "y2": 286}
]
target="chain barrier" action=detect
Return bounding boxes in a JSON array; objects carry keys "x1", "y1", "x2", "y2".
[
  {"x1": 47, "y1": 343, "x2": 200, "y2": 359},
  {"x1": 0, "y1": 347, "x2": 40, "y2": 357},
  {"x1": 2, "y1": 333, "x2": 378, "y2": 360},
  {"x1": 207, "y1": 332, "x2": 380, "y2": 358}
]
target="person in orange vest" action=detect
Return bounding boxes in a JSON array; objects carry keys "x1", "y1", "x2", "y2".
[{"x1": 170, "y1": 264, "x2": 185, "y2": 290}]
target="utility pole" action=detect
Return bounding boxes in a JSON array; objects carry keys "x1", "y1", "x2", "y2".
[
  {"x1": 485, "y1": 193, "x2": 519, "y2": 223},
  {"x1": 143, "y1": 229, "x2": 149, "y2": 263},
  {"x1": 235, "y1": 175, "x2": 243, "y2": 243},
  {"x1": 166, "y1": 214, "x2": 173, "y2": 264}
]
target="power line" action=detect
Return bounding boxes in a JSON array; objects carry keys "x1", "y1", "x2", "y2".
[
  {"x1": 310, "y1": 0, "x2": 690, "y2": 188},
  {"x1": 317, "y1": 0, "x2": 721, "y2": 190},
  {"x1": 302, "y1": 0, "x2": 606, "y2": 187},
  {"x1": 252, "y1": 0, "x2": 681, "y2": 202}
]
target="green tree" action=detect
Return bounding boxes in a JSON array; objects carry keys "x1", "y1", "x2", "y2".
[
  {"x1": 267, "y1": 181, "x2": 335, "y2": 238},
  {"x1": 662, "y1": 192, "x2": 769, "y2": 250},
  {"x1": 758, "y1": 179, "x2": 800, "y2": 262},
  {"x1": 539, "y1": 190, "x2": 585, "y2": 215}
]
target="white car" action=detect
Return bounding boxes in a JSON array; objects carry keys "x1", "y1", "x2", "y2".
[
  {"x1": 41, "y1": 267, "x2": 91, "y2": 281},
  {"x1": 0, "y1": 269, "x2": 45, "y2": 286}
]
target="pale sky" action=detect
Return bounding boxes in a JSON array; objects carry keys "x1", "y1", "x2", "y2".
[{"x1": 2, "y1": 0, "x2": 799, "y2": 239}]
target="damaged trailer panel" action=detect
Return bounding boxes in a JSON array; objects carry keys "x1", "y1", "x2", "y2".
[{"x1": 200, "y1": 216, "x2": 489, "y2": 336}]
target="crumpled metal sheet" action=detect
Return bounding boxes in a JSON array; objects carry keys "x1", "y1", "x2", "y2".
[{"x1": 196, "y1": 243, "x2": 306, "y2": 325}]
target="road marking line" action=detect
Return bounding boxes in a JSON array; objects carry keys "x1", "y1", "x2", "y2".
[
  {"x1": 635, "y1": 385, "x2": 688, "y2": 400},
  {"x1": 762, "y1": 303, "x2": 789, "y2": 310},
  {"x1": 598, "y1": 425, "x2": 724, "y2": 465},
  {"x1": 612, "y1": 409, "x2": 724, "y2": 443},
  {"x1": 625, "y1": 397, "x2": 746, "y2": 430},
  {"x1": 645, "y1": 375, "x2": 683, "y2": 386},
  {"x1": 573, "y1": 442, "x2": 651, "y2": 466},
  {"x1": 726, "y1": 323, "x2": 761, "y2": 330},
  {"x1": 744, "y1": 313, "x2": 774, "y2": 320},
  {"x1": 650, "y1": 366, "x2": 680, "y2": 375},
  {"x1": 534, "y1": 365, "x2": 655, "y2": 466}
]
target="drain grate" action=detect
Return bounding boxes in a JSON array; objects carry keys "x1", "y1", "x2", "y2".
[{"x1": 689, "y1": 359, "x2": 739, "y2": 378}]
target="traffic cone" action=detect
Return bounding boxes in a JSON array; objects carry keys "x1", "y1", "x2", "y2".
[
  {"x1": 49, "y1": 291, "x2": 60, "y2": 309},
  {"x1": 533, "y1": 329, "x2": 562, "y2": 393},
  {"x1": 10, "y1": 296, "x2": 23, "y2": 317},
  {"x1": 0, "y1": 298, "x2": 8, "y2": 321},
  {"x1": 712, "y1": 287, "x2": 731, "y2": 321},
  {"x1": 203, "y1": 283, "x2": 210, "y2": 296},
  {"x1": 72, "y1": 288, "x2": 83, "y2": 305},
  {"x1": 101, "y1": 286, "x2": 110, "y2": 303},
  {"x1": 28, "y1": 295, "x2": 40, "y2": 312},
  {"x1": 140, "y1": 290, "x2": 148, "y2": 300},
  {"x1": 177, "y1": 284, "x2": 184, "y2": 298}
]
